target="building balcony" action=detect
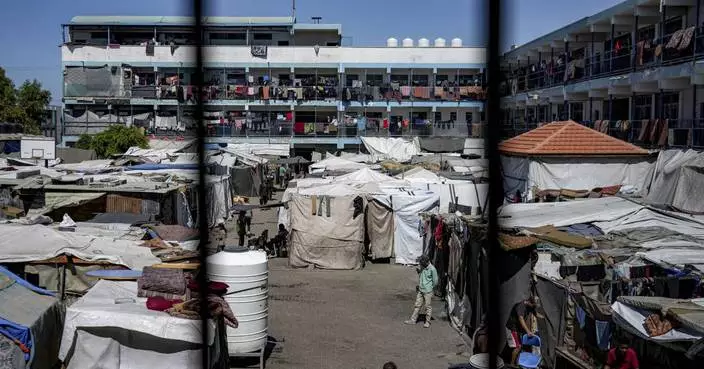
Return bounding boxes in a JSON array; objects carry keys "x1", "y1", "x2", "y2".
[
  {"x1": 502, "y1": 26, "x2": 704, "y2": 97},
  {"x1": 64, "y1": 84, "x2": 486, "y2": 104}
]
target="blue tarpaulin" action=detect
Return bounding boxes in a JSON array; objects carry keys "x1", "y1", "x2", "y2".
[
  {"x1": 0, "y1": 266, "x2": 54, "y2": 362},
  {"x1": 125, "y1": 163, "x2": 199, "y2": 171}
]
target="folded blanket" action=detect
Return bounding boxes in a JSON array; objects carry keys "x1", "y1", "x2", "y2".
[{"x1": 138, "y1": 266, "x2": 187, "y2": 295}]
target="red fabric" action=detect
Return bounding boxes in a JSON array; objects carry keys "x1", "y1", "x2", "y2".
[
  {"x1": 146, "y1": 296, "x2": 182, "y2": 311},
  {"x1": 285, "y1": 112, "x2": 293, "y2": 121},
  {"x1": 606, "y1": 348, "x2": 639, "y2": 369},
  {"x1": 615, "y1": 40, "x2": 623, "y2": 54},
  {"x1": 434, "y1": 218, "x2": 443, "y2": 249},
  {"x1": 187, "y1": 280, "x2": 229, "y2": 296},
  {"x1": 294, "y1": 122, "x2": 305, "y2": 133},
  {"x1": 383, "y1": 119, "x2": 389, "y2": 129}
]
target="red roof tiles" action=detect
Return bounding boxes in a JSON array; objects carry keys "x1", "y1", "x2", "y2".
[{"x1": 499, "y1": 120, "x2": 649, "y2": 156}]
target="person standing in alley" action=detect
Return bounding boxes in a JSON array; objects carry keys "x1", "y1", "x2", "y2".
[
  {"x1": 404, "y1": 255, "x2": 438, "y2": 328},
  {"x1": 236, "y1": 211, "x2": 247, "y2": 247}
]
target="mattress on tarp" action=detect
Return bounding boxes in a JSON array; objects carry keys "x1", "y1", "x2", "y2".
[{"x1": 617, "y1": 296, "x2": 704, "y2": 335}]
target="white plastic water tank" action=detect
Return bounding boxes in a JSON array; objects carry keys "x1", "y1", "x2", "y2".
[
  {"x1": 418, "y1": 38, "x2": 430, "y2": 47},
  {"x1": 386, "y1": 37, "x2": 398, "y2": 47},
  {"x1": 207, "y1": 247, "x2": 269, "y2": 354},
  {"x1": 451, "y1": 38, "x2": 463, "y2": 47},
  {"x1": 402, "y1": 38, "x2": 414, "y2": 47},
  {"x1": 434, "y1": 38, "x2": 447, "y2": 47}
]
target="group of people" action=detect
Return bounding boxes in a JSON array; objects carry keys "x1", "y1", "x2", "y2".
[{"x1": 400, "y1": 256, "x2": 639, "y2": 369}]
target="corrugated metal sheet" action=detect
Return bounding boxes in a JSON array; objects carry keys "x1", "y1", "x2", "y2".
[{"x1": 106, "y1": 194, "x2": 142, "y2": 214}]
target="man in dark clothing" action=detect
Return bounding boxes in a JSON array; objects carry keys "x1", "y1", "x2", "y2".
[
  {"x1": 506, "y1": 297, "x2": 536, "y2": 364},
  {"x1": 237, "y1": 211, "x2": 247, "y2": 247}
]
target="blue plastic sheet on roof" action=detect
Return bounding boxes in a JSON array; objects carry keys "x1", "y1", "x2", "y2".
[
  {"x1": 0, "y1": 266, "x2": 54, "y2": 362},
  {"x1": 205, "y1": 143, "x2": 224, "y2": 151},
  {"x1": 125, "y1": 163, "x2": 199, "y2": 171}
]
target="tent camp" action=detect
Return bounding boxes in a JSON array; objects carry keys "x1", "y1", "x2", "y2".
[
  {"x1": 309, "y1": 156, "x2": 369, "y2": 174},
  {"x1": 360, "y1": 137, "x2": 421, "y2": 163},
  {"x1": 500, "y1": 121, "x2": 654, "y2": 200}
]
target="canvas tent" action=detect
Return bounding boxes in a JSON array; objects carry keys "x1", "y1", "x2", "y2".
[
  {"x1": 288, "y1": 194, "x2": 366, "y2": 270},
  {"x1": 499, "y1": 121, "x2": 654, "y2": 200}
]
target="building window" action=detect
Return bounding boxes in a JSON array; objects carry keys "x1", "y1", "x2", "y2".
[
  {"x1": 634, "y1": 95, "x2": 652, "y2": 120},
  {"x1": 570, "y1": 102, "x2": 584, "y2": 122},
  {"x1": 366, "y1": 74, "x2": 383, "y2": 86},
  {"x1": 278, "y1": 41, "x2": 289, "y2": 46},
  {"x1": 345, "y1": 75, "x2": 359, "y2": 87},
  {"x1": 538, "y1": 105, "x2": 548, "y2": 122},
  {"x1": 434, "y1": 112, "x2": 442, "y2": 122},
  {"x1": 253, "y1": 33, "x2": 272, "y2": 40},
  {"x1": 465, "y1": 112, "x2": 473, "y2": 123},
  {"x1": 390, "y1": 74, "x2": 409, "y2": 85},
  {"x1": 210, "y1": 33, "x2": 245, "y2": 40},
  {"x1": 661, "y1": 92, "x2": 679, "y2": 120},
  {"x1": 326, "y1": 42, "x2": 338, "y2": 46},
  {"x1": 450, "y1": 112, "x2": 457, "y2": 121}
]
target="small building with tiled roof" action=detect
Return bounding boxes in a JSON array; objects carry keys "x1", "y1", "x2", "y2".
[
  {"x1": 500, "y1": 121, "x2": 656, "y2": 201},
  {"x1": 499, "y1": 120, "x2": 649, "y2": 156}
]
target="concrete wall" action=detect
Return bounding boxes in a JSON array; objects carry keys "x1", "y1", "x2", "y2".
[{"x1": 62, "y1": 45, "x2": 485, "y2": 66}]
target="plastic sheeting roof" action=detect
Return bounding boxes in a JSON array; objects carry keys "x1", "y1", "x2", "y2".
[
  {"x1": 225, "y1": 143, "x2": 290, "y2": 157},
  {"x1": 31, "y1": 192, "x2": 106, "y2": 215},
  {"x1": 309, "y1": 156, "x2": 368, "y2": 172},
  {"x1": 499, "y1": 197, "x2": 642, "y2": 229},
  {"x1": 360, "y1": 137, "x2": 421, "y2": 163},
  {"x1": 0, "y1": 224, "x2": 160, "y2": 270},
  {"x1": 333, "y1": 167, "x2": 400, "y2": 183}
]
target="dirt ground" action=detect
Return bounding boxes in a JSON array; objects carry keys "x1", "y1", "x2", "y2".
[{"x1": 224, "y1": 191, "x2": 470, "y2": 369}]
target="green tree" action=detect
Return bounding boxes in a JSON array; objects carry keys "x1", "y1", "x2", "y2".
[
  {"x1": 17, "y1": 80, "x2": 51, "y2": 134},
  {"x1": 0, "y1": 67, "x2": 51, "y2": 134},
  {"x1": 76, "y1": 125, "x2": 148, "y2": 158}
]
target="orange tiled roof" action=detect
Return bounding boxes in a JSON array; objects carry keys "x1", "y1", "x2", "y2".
[{"x1": 499, "y1": 120, "x2": 649, "y2": 156}]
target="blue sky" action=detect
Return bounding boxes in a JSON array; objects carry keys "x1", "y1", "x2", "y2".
[{"x1": 0, "y1": 0, "x2": 622, "y2": 104}]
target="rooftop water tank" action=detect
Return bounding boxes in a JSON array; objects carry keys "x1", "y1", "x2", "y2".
[
  {"x1": 434, "y1": 38, "x2": 446, "y2": 47},
  {"x1": 386, "y1": 37, "x2": 398, "y2": 47},
  {"x1": 207, "y1": 247, "x2": 269, "y2": 354},
  {"x1": 418, "y1": 38, "x2": 430, "y2": 47},
  {"x1": 402, "y1": 38, "x2": 414, "y2": 47},
  {"x1": 451, "y1": 38, "x2": 463, "y2": 47}
]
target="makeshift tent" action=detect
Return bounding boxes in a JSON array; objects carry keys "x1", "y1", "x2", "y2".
[
  {"x1": 225, "y1": 143, "x2": 290, "y2": 157},
  {"x1": 0, "y1": 266, "x2": 63, "y2": 369},
  {"x1": 309, "y1": 156, "x2": 368, "y2": 173},
  {"x1": 366, "y1": 199, "x2": 394, "y2": 259},
  {"x1": 275, "y1": 156, "x2": 310, "y2": 165},
  {"x1": 53, "y1": 160, "x2": 114, "y2": 174},
  {"x1": 332, "y1": 167, "x2": 402, "y2": 184},
  {"x1": 288, "y1": 194, "x2": 366, "y2": 270},
  {"x1": 395, "y1": 167, "x2": 442, "y2": 182},
  {"x1": 338, "y1": 152, "x2": 372, "y2": 163},
  {"x1": 360, "y1": 137, "x2": 421, "y2": 163},
  {"x1": 500, "y1": 121, "x2": 654, "y2": 200},
  {"x1": 59, "y1": 280, "x2": 221, "y2": 369},
  {"x1": 373, "y1": 189, "x2": 440, "y2": 265}
]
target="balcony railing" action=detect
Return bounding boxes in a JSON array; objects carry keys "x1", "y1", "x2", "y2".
[
  {"x1": 504, "y1": 25, "x2": 702, "y2": 96},
  {"x1": 67, "y1": 84, "x2": 486, "y2": 103}
]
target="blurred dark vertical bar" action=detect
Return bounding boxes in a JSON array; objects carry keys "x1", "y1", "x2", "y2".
[
  {"x1": 485, "y1": 0, "x2": 502, "y2": 369},
  {"x1": 192, "y1": 0, "x2": 209, "y2": 368}
]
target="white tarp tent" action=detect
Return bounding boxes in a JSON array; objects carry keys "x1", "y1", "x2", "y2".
[
  {"x1": 60, "y1": 280, "x2": 212, "y2": 369},
  {"x1": 360, "y1": 137, "x2": 421, "y2": 163},
  {"x1": 395, "y1": 167, "x2": 442, "y2": 182},
  {"x1": 0, "y1": 224, "x2": 160, "y2": 270},
  {"x1": 611, "y1": 301, "x2": 702, "y2": 341},
  {"x1": 642, "y1": 149, "x2": 700, "y2": 204},
  {"x1": 309, "y1": 156, "x2": 369, "y2": 173},
  {"x1": 373, "y1": 189, "x2": 440, "y2": 265},
  {"x1": 501, "y1": 155, "x2": 654, "y2": 199}
]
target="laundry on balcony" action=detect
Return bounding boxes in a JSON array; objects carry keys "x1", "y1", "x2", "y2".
[
  {"x1": 666, "y1": 29, "x2": 685, "y2": 49},
  {"x1": 678, "y1": 26, "x2": 696, "y2": 51}
]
